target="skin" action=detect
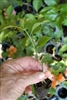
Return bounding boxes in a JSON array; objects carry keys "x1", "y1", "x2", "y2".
[{"x1": 0, "y1": 57, "x2": 51, "y2": 100}]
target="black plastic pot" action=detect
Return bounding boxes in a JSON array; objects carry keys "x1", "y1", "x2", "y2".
[
  {"x1": 2, "y1": 41, "x2": 11, "y2": 52},
  {"x1": 45, "y1": 42, "x2": 57, "y2": 54}
]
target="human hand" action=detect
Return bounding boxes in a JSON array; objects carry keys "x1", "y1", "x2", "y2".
[{"x1": 0, "y1": 57, "x2": 51, "y2": 100}]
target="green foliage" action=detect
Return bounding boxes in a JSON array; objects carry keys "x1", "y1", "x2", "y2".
[
  {"x1": 6, "y1": 5, "x2": 13, "y2": 16},
  {"x1": 33, "y1": 0, "x2": 42, "y2": 12},
  {"x1": 59, "y1": 44, "x2": 67, "y2": 54},
  {"x1": 0, "y1": 0, "x2": 9, "y2": 9},
  {"x1": 50, "y1": 63, "x2": 66, "y2": 76},
  {"x1": 44, "y1": 0, "x2": 59, "y2": 6},
  {"x1": 31, "y1": 19, "x2": 49, "y2": 33},
  {"x1": 49, "y1": 87, "x2": 56, "y2": 95},
  {"x1": 42, "y1": 54, "x2": 53, "y2": 64},
  {"x1": 31, "y1": 85, "x2": 35, "y2": 94},
  {"x1": 63, "y1": 19, "x2": 67, "y2": 26},
  {"x1": 37, "y1": 36, "x2": 50, "y2": 47}
]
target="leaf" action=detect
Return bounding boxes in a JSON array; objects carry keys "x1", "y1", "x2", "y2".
[
  {"x1": 62, "y1": 54, "x2": 67, "y2": 58},
  {"x1": 0, "y1": 31, "x2": 4, "y2": 42},
  {"x1": 52, "y1": 66, "x2": 60, "y2": 70},
  {"x1": 40, "y1": 6, "x2": 52, "y2": 13},
  {"x1": 24, "y1": 14, "x2": 35, "y2": 21},
  {"x1": 0, "y1": 22, "x2": 18, "y2": 32},
  {"x1": 17, "y1": 96, "x2": 27, "y2": 100},
  {"x1": 26, "y1": 46, "x2": 33, "y2": 56},
  {"x1": 56, "y1": 16, "x2": 64, "y2": 28},
  {"x1": 59, "y1": 44, "x2": 67, "y2": 54},
  {"x1": 0, "y1": 9, "x2": 2, "y2": 14},
  {"x1": 2, "y1": 51, "x2": 9, "y2": 58},
  {"x1": 8, "y1": 0, "x2": 22, "y2": 6},
  {"x1": 31, "y1": 19, "x2": 49, "y2": 33},
  {"x1": 31, "y1": 85, "x2": 35, "y2": 94},
  {"x1": 64, "y1": 82, "x2": 67, "y2": 87},
  {"x1": 49, "y1": 87, "x2": 56, "y2": 94},
  {"x1": 50, "y1": 64, "x2": 66, "y2": 76},
  {"x1": 33, "y1": 0, "x2": 42, "y2": 12},
  {"x1": 32, "y1": 26, "x2": 42, "y2": 34},
  {"x1": 43, "y1": 8, "x2": 58, "y2": 21},
  {"x1": 27, "y1": 0, "x2": 31, "y2": 3},
  {"x1": 44, "y1": 0, "x2": 57, "y2": 6},
  {"x1": 62, "y1": 19, "x2": 67, "y2": 26},
  {"x1": 37, "y1": 36, "x2": 50, "y2": 47},
  {"x1": 6, "y1": 5, "x2": 14, "y2": 16},
  {"x1": 42, "y1": 54, "x2": 53, "y2": 64},
  {"x1": 64, "y1": 37, "x2": 67, "y2": 42},
  {"x1": 21, "y1": 96, "x2": 27, "y2": 100},
  {"x1": 44, "y1": 13, "x2": 58, "y2": 21},
  {"x1": 24, "y1": 20, "x2": 36, "y2": 33},
  {"x1": 0, "y1": 0, "x2": 9, "y2": 9},
  {"x1": 17, "y1": 97, "x2": 20, "y2": 100},
  {"x1": 60, "y1": 3, "x2": 67, "y2": 15},
  {"x1": 54, "y1": 30, "x2": 63, "y2": 39}
]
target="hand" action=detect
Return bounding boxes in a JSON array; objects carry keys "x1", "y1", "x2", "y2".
[{"x1": 0, "y1": 57, "x2": 50, "y2": 100}]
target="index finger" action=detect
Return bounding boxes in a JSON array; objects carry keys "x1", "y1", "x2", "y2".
[{"x1": 14, "y1": 56, "x2": 42, "y2": 71}]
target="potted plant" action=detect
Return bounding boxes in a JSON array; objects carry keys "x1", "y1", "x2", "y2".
[{"x1": 0, "y1": 0, "x2": 67, "y2": 100}]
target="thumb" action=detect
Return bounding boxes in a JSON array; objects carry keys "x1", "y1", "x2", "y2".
[{"x1": 23, "y1": 72, "x2": 46, "y2": 87}]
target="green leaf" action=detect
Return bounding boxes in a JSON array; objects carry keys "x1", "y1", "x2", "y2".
[
  {"x1": 9, "y1": 0, "x2": 22, "y2": 6},
  {"x1": 0, "y1": 15, "x2": 4, "y2": 25},
  {"x1": 62, "y1": 19, "x2": 67, "y2": 26},
  {"x1": 52, "y1": 65, "x2": 60, "y2": 70},
  {"x1": 24, "y1": 14, "x2": 35, "y2": 21},
  {"x1": 31, "y1": 19, "x2": 49, "y2": 33},
  {"x1": 44, "y1": 0, "x2": 57, "y2": 6},
  {"x1": 0, "y1": 22, "x2": 18, "y2": 32},
  {"x1": 33, "y1": 0, "x2": 42, "y2": 12},
  {"x1": 60, "y1": 3, "x2": 67, "y2": 15},
  {"x1": 56, "y1": 16, "x2": 64, "y2": 28},
  {"x1": 2, "y1": 51, "x2": 9, "y2": 58},
  {"x1": 64, "y1": 37, "x2": 67, "y2": 42},
  {"x1": 21, "y1": 96, "x2": 27, "y2": 100},
  {"x1": 17, "y1": 97, "x2": 20, "y2": 100},
  {"x1": 26, "y1": 46, "x2": 33, "y2": 56},
  {"x1": 49, "y1": 87, "x2": 56, "y2": 95},
  {"x1": 37, "y1": 36, "x2": 50, "y2": 47},
  {"x1": 59, "y1": 44, "x2": 67, "y2": 54},
  {"x1": 17, "y1": 96, "x2": 27, "y2": 100},
  {"x1": 54, "y1": 30, "x2": 63, "y2": 39},
  {"x1": 42, "y1": 54, "x2": 53, "y2": 64},
  {"x1": 32, "y1": 26, "x2": 42, "y2": 34},
  {"x1": 27, "y1": 0, "x2": 31, "y2": 3},
  {"x1": 0, "y1": 0, "x2": 9, "y2": 9},
  {"x1": 31, "y1": 85, "x2": 35, "y2": 94},
  {"x1": 62, "y1": 54, "x2": 67, "y2": 58},
  {"x1": 0, "y1": 31, "x2": 4, "y2": 42},
  {"x1": 40, "y1": 6, "x2": 52, "y2": 13},
  {"x1": 44, "y1": 13, "x2": 58, "y2": 21},
  {"x1": 6, "y1": 5, "x2": 14, "y2": 16},
  {"x1": 50, "y1": 64, "x2": 66, "y2": 75},
  {"x1": 64, "y1": 82, "x2": 67, "y2": 87},
  {"x1": 0, "y1": 9, "x2": 2, "y2": 14},
  {"x1": 43, "y1": 8, "x2": 58, "y2": 21},
  {"x1": 24, "y1": 20, "x2": 36, "y2": 33}
]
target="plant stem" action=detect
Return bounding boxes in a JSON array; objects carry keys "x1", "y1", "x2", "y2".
[
  {"x1": 1, "y1": 25, "x2": 39, "y2": 60},
  {"x1": 24, "y1": 29, "x2": 38, "y2": 59}
]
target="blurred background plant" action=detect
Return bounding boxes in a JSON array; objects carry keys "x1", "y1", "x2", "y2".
[{"x1": 0, "y1": 0, "x2": 67, "y2": 100}]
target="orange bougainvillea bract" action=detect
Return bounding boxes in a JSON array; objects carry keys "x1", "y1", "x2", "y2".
[
  {"x1": 8, "y1": 45, "x2": 17, "y2": 57},
  {"x1": 56, "y1": 74, "x2": 65, "y2": 82}
]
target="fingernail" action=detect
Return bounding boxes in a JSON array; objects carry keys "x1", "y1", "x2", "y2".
[{"x1": 39, "y1": 72, "x2": 45, "y2": 79}]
